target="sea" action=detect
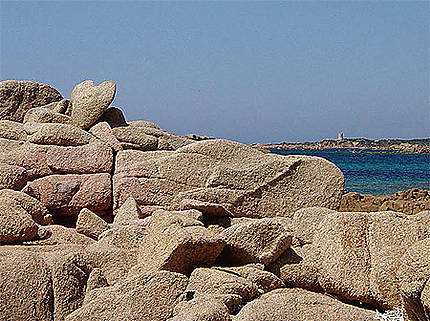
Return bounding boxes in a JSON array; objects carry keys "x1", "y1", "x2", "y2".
[{"x1": 270, "y1": 148, "x2": 430, "y2": 195}]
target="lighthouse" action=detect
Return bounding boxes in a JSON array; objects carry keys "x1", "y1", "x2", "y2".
[{"x1": 337, "y1": 132, "x2": 344, "y2": 141}]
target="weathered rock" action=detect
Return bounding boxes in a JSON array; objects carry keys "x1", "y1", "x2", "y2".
[
  {"x1": 0, "y1": 163, "x2": 28, "y2": 190},
  {"x1": 0, "y1": 189, "x2": 52, "y2": 225},
  {"x1": 112, "y1": 126, "x2": 158, "y2": 151},
  {"x1": 168, "y1": 294, "x2": 232, "y2": 321},
  {"x1": 46, "y1": 142, "x2": 113, "y2": 174},
  {"x1": 0, "y1": 120, "x2": 27, "y2": 140},
  {"x1": 97, "y1": 106, "x2": 127, "y2": 128},
  {"x1": 23, "y1": 173, "x2": 111, "y2": 216},
  {"x1": 218, "y1": 264, "x2": 284, "y2": 294},
  {"x1": 113, "y1": 139, "x2": 344, "y2": 217},
  {"x1": 70, "y1": 80, "x2": 116, "y2": 130},
  {"x1": 27, "y1": 123, "x2": 95, "y2": 146},
  {"x1": 98, "y1": 224, "x2": 147, "y2": 255},
  {"x1": 180, "y1": 198, "x2": 233, "y2": 217},
  {"x1": 85, "y1": 268, "x2": 109, "y2": 295},
  {"x1": 234, "y1": 288, "x2": 375, "y2": 321},
  {"x1": 186, "y1": 267, "x2": 258, "y2": 311},
  {"x1": 128, "y1": 120, "x2": 159, "y2": 128},
  {"x1": 113, "y1": 196, "x2": 142, "y2": 225},
  {"x1": 269, "y1": 210, "x2": 430, "y2": 310},
  {"x1": 0, "y1": 80, "x2": 63, "y2": 122},
  {"x1": 65, "y1": 270, "x2": 188, "y2": 321},
  {"x1": 25, "y1": 224, "x2": 94, "y2": 246},
  {"x1": 76, "y1": 208, "x2": 109, "y2": 240},
  {"x1": 24, "y1": 107, "x2": 72, "y2": 124},
  {"x1": 0, "y1": 200, "x2": 38, "y2": 243},
  {"x1": 340, "y1": 189, "x2": 430, "y2": 215},
  {"x1": 397, "y1": 237, "x2": 430, "y2": 321},
  {"x1": 137, "y1": 210, "x2": 225, "y2": 274},
  {"x1": 0, "y1": 247, "x2": 53, "y2": 321},
  {"x1": 72, "y1": 242, "x2": 137, "y2": 285},
  {"x1": 0, "y1": 143, "x2": 52, "y2": 179},
  {"x1": 220, "y1": 218, "x2": 292, "y2": 266},
  {"x1": 89, "y1": 121, "x2": 123, "y2": 152},
  {"x1": 292, "y1": 207, "x2": 337, "y2": 245},
  {"x1": 267, "y1": 245, "x2": 321, "y2": 292}
]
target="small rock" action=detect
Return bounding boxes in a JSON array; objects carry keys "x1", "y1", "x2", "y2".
[{"x1": 76, "y1": 208, "x2": 110, "y2": 240}]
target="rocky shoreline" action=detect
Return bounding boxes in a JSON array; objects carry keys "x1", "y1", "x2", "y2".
[
  {"x1": 252, "y1": 137, "x2": 430, "y2": 154},
  {"x1": 0, "y1": 79, "x2": 429, "y2": 321}
]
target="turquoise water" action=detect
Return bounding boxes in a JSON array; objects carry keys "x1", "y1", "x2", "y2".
[{"x1": 270, "y1": 148, "x2": 430, "y2": 195}]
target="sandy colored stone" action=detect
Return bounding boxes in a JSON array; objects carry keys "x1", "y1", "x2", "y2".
[
  {"x1": 168, "y1": 294, "x2": 232, "y2": 321},
  {"x1": 25, "y1": 224, "x2": 95, "y2": 246},
  {"x1": 27, "y1": 122, "x2": 95, "y2": 146},
  {"x1": 0, "y1": 80, "x2": 63, "y2": 122},
  {"x1": 292, "y1": 207, "x2": 337, "y2": 245},
  {"x1": 0, "y1": 201, "x2": 38, "y2": 243},
  {"x1": 270, "y1": 210, "x2": 430, "y2": 311},
  {"x1": 98, "y1": 224, "x2": 148, "y2": 256},
  {"x1": 186, "y1": 267, "x2": 258, "y2": 311},
  {"x1": 397, "y1": 237, "x2": 430, "y2": 321},
  {"x1": 86, "y1": 268, "x2": 109, "y2": 295},
  {"x1": 65, "y1": 270, "x2": 188, "y2": 321},
  {"x1": 341, "y1": 189, "x2": 430, "y2": 215},
  {"x1": 0, "y1": 120, "x2": 27, "y2": 140},
  {"x1": 112, "y1": 125, "x2": 159, "y2": 151},
  {"x1": 76, "y1": 208, "x2": 109, "y2": 240},
  {"x1": 113, "y1": 139, "x2": 344, "y2": 217},
  {"x1": 218, "y1": 264, "x2": 284, "y2": 294},
  {"x1": 24, "y1": 107, "x2": 72, "y2": 124},
  {"x1": 220, "y1": 218, "x2": 292, "y2": 265},
  {"x1": 128, "y1": 120, "x2": 159, "y2": 128},
  {"x1": 234, "y1": 288, "x2": 375, "y2": 321},
  {"x1": 23, "y1": 173, "x2": 111, "y2": 216},
  {"x1": 113, "y1": 196, "x2": 142, "y2": 225},
  {"x1": 267, "y1": 245, "x2": 322, "y2": 292},
  {"x1": 89, "y1": 121, "x2": 123, "y2": 152},
  {"x1": 70, "y1": 80, "x2": 116, "y2": 129},
  {"x1": 0, "y1": 189, "x2": 52, "y2": 225},
  {"x1": 137, "y1": 210, "x2": 225, "y2": 274},
  {"x1": 180, "y1": 198, "x2": 233, "y2": 217},
  {"x1": 0, "y1": 247, "x2": 53, "y2": 321}
]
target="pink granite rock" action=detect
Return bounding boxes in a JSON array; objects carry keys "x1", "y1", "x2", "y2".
[{"x1": 23, "y1": 173, "x2": 111, "y2": 216}]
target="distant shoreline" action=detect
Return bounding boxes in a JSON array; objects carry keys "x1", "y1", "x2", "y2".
[{"x1": 252, "y1": 137, "x2": 430, "y2": 154}]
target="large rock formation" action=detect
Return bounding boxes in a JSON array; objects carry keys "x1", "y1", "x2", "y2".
[
  {"x1": 3, "y1": 79, "x2": 422, "y2": 321},
  {"x1": 113, "y1": 139, "x2": 345, "y2": 218}
]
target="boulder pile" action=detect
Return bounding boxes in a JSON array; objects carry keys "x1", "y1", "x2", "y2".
[{"x1": 0, "y1": 79, "x2": 427, "y2": 321}]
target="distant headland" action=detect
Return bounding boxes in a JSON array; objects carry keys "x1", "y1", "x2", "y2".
[{"x1": 252, "y1": 133, "x2": 430, "y2": 154}]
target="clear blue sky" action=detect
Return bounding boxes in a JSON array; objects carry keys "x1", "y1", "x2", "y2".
[{"x1": 1, "y1": 1, "x2": 428, "y2": 143}]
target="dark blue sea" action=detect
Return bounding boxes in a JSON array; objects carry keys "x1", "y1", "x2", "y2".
[{"x1": 270, "y1": 148, "x2": 430, "y2": 195}]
